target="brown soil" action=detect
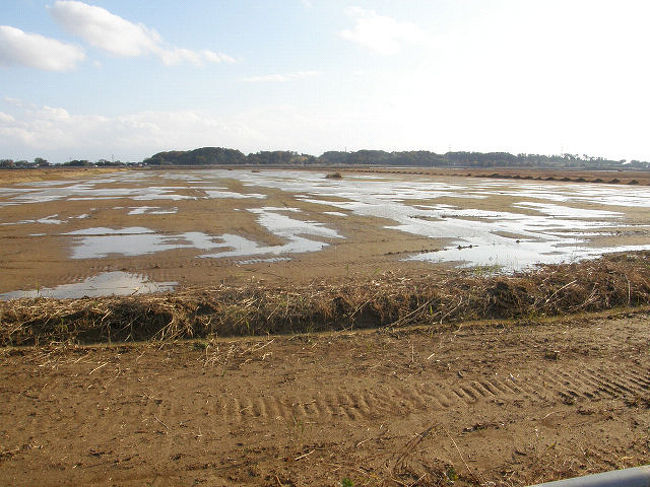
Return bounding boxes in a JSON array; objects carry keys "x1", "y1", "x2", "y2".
[{"x1": 1, "y1": 308, "x2": 648, "y2": 486}]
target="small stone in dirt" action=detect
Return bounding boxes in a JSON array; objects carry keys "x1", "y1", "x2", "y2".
[{"x1": 544, "y1": 350, "x2": 560, "y2": 360}]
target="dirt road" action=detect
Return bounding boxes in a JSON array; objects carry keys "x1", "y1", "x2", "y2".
[{"x1": 1, "y1": 309, "x2": 649, "y2": 486}]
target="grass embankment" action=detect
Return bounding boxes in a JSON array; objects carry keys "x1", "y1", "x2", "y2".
[
  {"x1": 2, "y1": 252, "x2": 650, "y2": 346},
  {"x1": 0, "y1": 167, "x2": 125, "y2": 184}
]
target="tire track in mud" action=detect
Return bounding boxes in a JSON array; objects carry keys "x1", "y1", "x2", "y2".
[{"x1": 209, "y1": 362, "x2": 650, "y2": 424}]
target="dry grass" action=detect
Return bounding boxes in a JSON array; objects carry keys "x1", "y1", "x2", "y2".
[
  {"x1": 0, "y1": 167, "x2": 124, "y2": 184},
  {"x1": 1, "y1": 252, "x2": 649, "y2": 346}
]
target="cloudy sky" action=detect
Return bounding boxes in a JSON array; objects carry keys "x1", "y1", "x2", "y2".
[{"x1": 1, "y1": 1, "x2": 649, "y2": 163}]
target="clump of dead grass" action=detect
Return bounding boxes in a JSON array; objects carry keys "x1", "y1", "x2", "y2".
[{"x1": 1, "y1": 252, "x2": 649, "y2": 346}]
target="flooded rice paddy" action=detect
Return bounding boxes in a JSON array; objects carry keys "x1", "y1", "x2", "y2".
[
  {"x1": 1, "y1": 169, "x2": 649, "y2": 297},
  {"x1": 0, "y1": 272, "x2": 176, "y2": 300}
]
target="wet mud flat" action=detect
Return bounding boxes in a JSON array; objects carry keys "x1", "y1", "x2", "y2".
[{"x1": 1, "y1": 168, "x2": 650, "y2": 298}]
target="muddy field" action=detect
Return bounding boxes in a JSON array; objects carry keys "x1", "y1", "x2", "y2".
[
  {"x1": 1, "y1": 167, "x2": 649, "y2": 486},
  {"x1": 1, "y1": 308, "x2": 649, "y2": 486},
  {"x1": 1, "y1": 167, "x2": 650, "y2": 297}
]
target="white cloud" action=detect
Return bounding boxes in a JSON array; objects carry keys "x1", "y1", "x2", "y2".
[
  {"x1": 0, "y1": 25, "x2": 85, "y2": 71},
  {"x1": 49, "y1": 1, "x2": 234, "y2": 66},
  {"x1": 39, "y1": 106, "x2": 72, "y2": 121},
  {"x1": 0, "y1": 96, "x2": 377, "y2": 162},
  {"x1": 49, "y1": 1, "x2": 158, "y2": 57},
  {"x1": 340, "y1": 7, "x2": 433, "y2": 55},
  {"x1": 242, "y1": 70, "x2": 321, "y2": 83},
  {"x1": 0, "y1": 112, "x2": 15, "y2": 123},
  {"x1": 0, "y1": 99, "x2": 365, "y2": 161},
  {"x1": 201, "y1": 50, "x2": 236, "y2": 64},
  {"x1": 3, "y1": 97, "x2": 28, "y2": 107},
  {"x1": 158, "y1": 48, "x2": 235, "y2": 67},
  {"x1": 0, "y1": 102, "x2": 264, "y2": 161}
]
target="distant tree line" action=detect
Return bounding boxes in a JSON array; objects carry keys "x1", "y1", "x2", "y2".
[
  {"x1": 144, "y1": 147, "x2": 650, "y2": 170},
  {"x1": 2, "y1": 147, "x2": 649, "y2": 170},
  {"x1": 143, "y1": 147, "x2": 316, "y2": 166},
  {"x1": 1, "y1": 157, "x2": 51, "y2": 168},
  {"x1": 0, "y1": 157, "x2": 134, "y2": 169},
  {"x1": 319, "y1": 150, "x2": 650, "y2": 170}
]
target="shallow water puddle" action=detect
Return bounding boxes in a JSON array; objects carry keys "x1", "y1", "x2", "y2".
[
  {"x1": 1, "y1": 214, "x2": 63, "y2": 225},
  {"x1": 0, "y1": 272, "x2": 176, "y2": 300},
  {"x1": 127, "y1": 206, "x2": 178, "y2": 215},
  {"x1": 200, "y1": 207, "x2": 343, "y2": 259},
  {"x1": 513, "y1": 202, "x2": 623, "y2": 219},
  {"x1": 65, "y1": 227, "x2": 221, "y2": 259},
  {"x1": 65, "y1": 208, "x2": 343, "y2": 260},
  {"x1": 0, "y1": 174, "x2": 268, "y2": 205},
  {"x1": 478, "y1": 181, "x2": 650, "y2": 207},
  {"x1": 235, "y1": 257, "x2": 291, "y2": 265},
  {"x1": 385, "y1": 205, "x2": 647, "y2": 269},
  {"x1": 410, "y1": 241, "x2": 650, "y2": 271},
  {"x1": 231, "y1": 171, "x2": 648, "y2": 270},
  {"x1": 202, "y1": 189, "x2": 267, "y2": 199}
]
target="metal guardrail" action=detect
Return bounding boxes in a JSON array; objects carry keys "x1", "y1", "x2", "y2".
[{"x1": 530, "y1": 465, "x2": 650, "y2": 487}]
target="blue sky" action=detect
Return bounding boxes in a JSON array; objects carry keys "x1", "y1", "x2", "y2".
[{"x1": 1, "y1": 0, "x2": 649, "y2": 163}]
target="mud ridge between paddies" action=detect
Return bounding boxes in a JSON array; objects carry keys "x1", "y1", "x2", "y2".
[{"x1": 2, "y1": 251, "x2": 650, "y2": 346}]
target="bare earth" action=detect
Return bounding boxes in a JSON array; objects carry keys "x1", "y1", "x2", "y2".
[{"x1": 1, "y1": 308, "x2": 648, "y2": 486}]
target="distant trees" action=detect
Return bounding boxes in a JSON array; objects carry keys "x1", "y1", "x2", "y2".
[
  {"x1": 0, "y1": 159, "x2": 44, "y2": 168},
  {"x1": 139, "y1": 147, "x2": 650, "y2": 170},
  {"x1": 627, "y1": 160, "x2": 650, "y2": 169},
  {"x1": 0, "y1": 147, "x2": 648, "y2": 171},
  {"x1": 317, "y1": 150, "x2": 647, "y2": 170},
  {"x1": 0, "y1": 156, "x2": 132, "y2": 169},
  {"x1": 62, "y1": 159, "x2": 93, "y2": 167},
  {"x1": 143, "y1": 147, "x2": 316, "y2": 166},
  {"x1": 144, "y1": 147, "x2": 246, "y2": 166},
  {"x1": 247, "y1": 151, "x2": 315, "y2": 165},
  {"x1": 319, "y1": 151, "x2": 350, "y2": 164},
  {"x1": 320, "y1": 150, "x2": 448, "y2": 167},
  {"x1": 95, "y1": 159, "x2": 125, "y2": 167}
]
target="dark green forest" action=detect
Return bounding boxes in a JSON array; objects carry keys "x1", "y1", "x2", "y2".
[
  {"x1": 2, "y1": 147, "x2": 649, "y2": 170},
  {"x1": 142, "y1": 147, "x2": 650, "y2": 170}
]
